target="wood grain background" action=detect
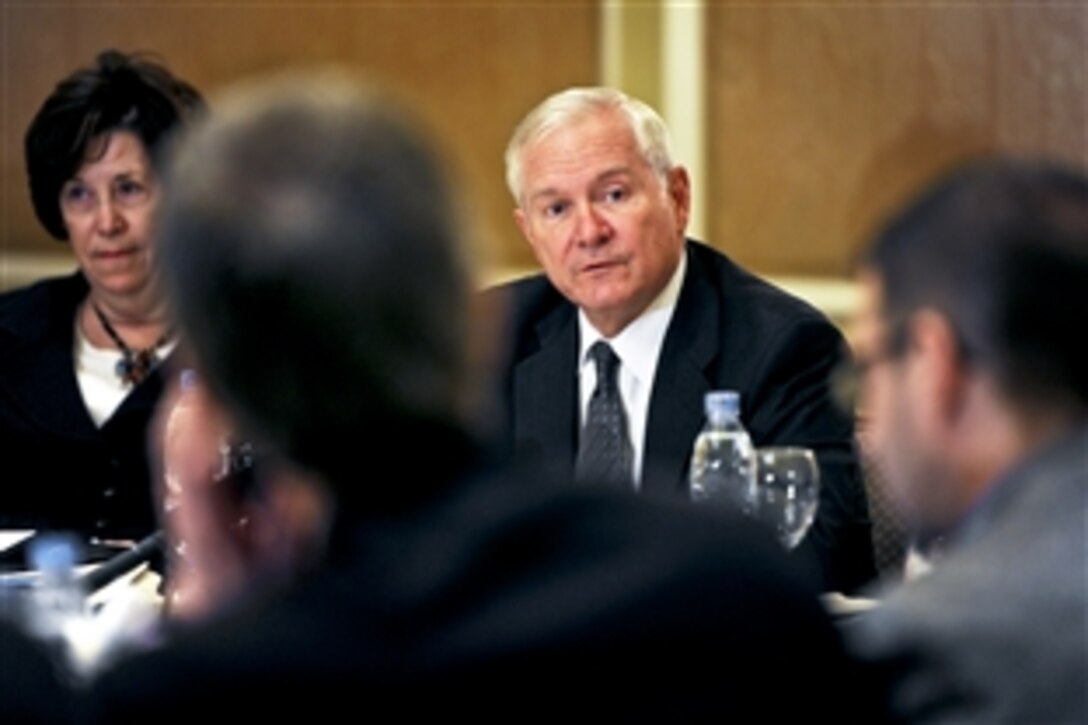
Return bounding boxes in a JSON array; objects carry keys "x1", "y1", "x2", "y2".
[
  {"x1": 2, "y1": 2, "x2": 1083, "y2": 287},
  {"x1": 0, "y1": 1, "x2": 598, "y2": 283}
]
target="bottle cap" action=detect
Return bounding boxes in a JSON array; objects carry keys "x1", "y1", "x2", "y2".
[
  {"x1": 705, "y1": 390, "x2": 740, "y2": 418},
  {"x1": 27, "y1": 533, "x2": 80, "y2": 572}
]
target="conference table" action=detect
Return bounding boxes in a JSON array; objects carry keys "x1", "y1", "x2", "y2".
[
  {"x1": 1, "y1": 526, "x2": 881, "y2": 679},
  {"x1": 0, "y1": 529, "x2": 164, "y2": 677}
]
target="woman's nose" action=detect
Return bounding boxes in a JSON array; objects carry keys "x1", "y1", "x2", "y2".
[{"x1": 94, "y1": 199, "x2": 126, "y2": 235}]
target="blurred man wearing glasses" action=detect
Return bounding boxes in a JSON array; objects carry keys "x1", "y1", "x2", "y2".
[{"x1": 843, "y1": 159, "x2": 1087, "y2": 723}]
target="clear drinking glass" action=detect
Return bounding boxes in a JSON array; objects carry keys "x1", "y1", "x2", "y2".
[{"x1": 752, "y1": 447, "x2": 820, "y2": 549}]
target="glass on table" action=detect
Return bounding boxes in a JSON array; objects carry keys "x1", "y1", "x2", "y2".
[{"x1": 752, "y1": 446, "x2": 820, "y2": 549}]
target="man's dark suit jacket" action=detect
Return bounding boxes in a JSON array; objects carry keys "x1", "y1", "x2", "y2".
[
  {"x1": 87, "y1": 442, "x2": 878, "y2": 722},
  {"x1": 485, "y1": 240, "x2": 876, "y2": 593},
  {"x1": 0, "y1": 273, "x2": 163, "y2": 537}
]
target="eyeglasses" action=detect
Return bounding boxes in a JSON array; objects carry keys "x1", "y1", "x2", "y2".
[
  {"x1": 832, "y1": 323, "x2": 909, "y2": 414},
  {"x1": 59, "y1": 175, "x2": 154, "y2": 217}
]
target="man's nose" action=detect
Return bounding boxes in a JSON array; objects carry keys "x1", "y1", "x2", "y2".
[{"x1": 573, "y1": 204, "x2": 613, "y2": 247}]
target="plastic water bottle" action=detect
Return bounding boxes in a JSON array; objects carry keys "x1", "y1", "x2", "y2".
[
  {"x1": 689, "y1": 390, "x2": 756, "y2": 514},
  {"x1": 25, "y1": 533, "x2": 87, "y2": 670}
]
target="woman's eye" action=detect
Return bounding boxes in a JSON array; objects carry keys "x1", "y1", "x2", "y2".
[
  {"x1": 64, "y1": 185, "x2": 89, "y2": 201},
  {"x1": 60, "y1": 184, "x2": 94, "y2": 211},
  {"x1": 117, "y1": 179, "x2": 148, "y2": 200}
]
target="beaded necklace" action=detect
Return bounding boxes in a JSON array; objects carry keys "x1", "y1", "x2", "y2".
[{"x1": 91, "y1": 303, "x2": 172, "y2": 385}]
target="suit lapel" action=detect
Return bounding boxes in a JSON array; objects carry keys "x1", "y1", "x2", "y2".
[
  {"x1": 643, "y1": 245, "x2": 720, "y2": 497},
  {"x1": 512, "y1": 302, "x2": 579, "y2": 472}
]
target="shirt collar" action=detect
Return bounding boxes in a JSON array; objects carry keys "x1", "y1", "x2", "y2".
[{"x1": 578, "y1": 249, "x2": 687, "y2": 385}]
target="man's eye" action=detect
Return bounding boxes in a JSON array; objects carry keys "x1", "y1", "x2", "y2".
[
  {"x1": 603, "y1": 187, "x2": 627, "y2": 203},
  {"x1": 543, "y1": 202, "x2": 568, "y2": 219}
]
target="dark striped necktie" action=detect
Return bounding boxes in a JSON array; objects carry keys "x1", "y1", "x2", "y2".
[{"x1": 575, "y1": 341, "x2": 634, "y2": 489}]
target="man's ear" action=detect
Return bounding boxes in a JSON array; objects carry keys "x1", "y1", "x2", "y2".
[
  {"x1": 907, "y1": 308, "x2": 972, "y2": 433},
  {"x1": 667, "y1": 166, "x2": 691, "y2": 235},
  {"x1": 249, "y1": 464, "x2": 333, "y2": 572}
]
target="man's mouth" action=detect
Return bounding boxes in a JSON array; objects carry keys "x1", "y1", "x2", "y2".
[{"x1": 582, "y1": 258, "x2": 623, "y2": 274}]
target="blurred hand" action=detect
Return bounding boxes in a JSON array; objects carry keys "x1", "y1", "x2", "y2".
[
  {"x1": 154, "y1": 371, "x2": 251, "y2": 621},
  {"x1": 152, "y1": 370, "x2": 332, "y2": 622}
]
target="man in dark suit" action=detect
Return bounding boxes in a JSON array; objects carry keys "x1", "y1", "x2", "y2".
[
  {"x1": 86, "y1": 73, "x2": 879, "y2": 721},
  {"x1": 488, "y1": 87, "x2": 876, "y2": 593}
]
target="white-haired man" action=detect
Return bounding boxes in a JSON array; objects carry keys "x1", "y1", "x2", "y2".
[{"x1": 488, "y1": 87, "x2": 876, "y2": 593}]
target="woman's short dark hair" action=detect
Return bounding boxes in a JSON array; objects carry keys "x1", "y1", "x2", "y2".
[{"x1": 24, "y1": 49, "x2": 205, "y2": 240}]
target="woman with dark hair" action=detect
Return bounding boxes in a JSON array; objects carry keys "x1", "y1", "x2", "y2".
[{"x1": 0, "y1": 49, "x2": 204, "y2": 539}]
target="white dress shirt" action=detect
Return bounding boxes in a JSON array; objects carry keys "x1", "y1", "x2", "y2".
[{"x1": 578, "y1": 252, "x2": 687, "y2": 487}]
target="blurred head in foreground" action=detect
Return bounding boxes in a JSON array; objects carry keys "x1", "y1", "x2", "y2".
[
  {"x1": 852, "y1": 158, "x2": 1088, "y2": 535},
  {"x1": 158, "y1": 72, "x2": 477, "y2": 509},
  {"x1": 95, "y1": 74, "x2": 876, "y2": 725}
]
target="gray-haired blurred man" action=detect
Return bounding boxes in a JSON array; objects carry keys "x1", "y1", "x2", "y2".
[
  {"x1": 84, "y1": 73, "x2": 875, "y2": 721},
  {"x1": 844, "y1": 159, "x2": 1088, "y2": 723}
]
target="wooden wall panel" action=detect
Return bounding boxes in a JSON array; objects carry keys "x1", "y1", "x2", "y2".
[
  {"x1": 708, "y1": 3, "x2": 1086, "y2": 277},
  {"x1": 0, "y1": 1, "x2": 599, "y2": 284}
]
